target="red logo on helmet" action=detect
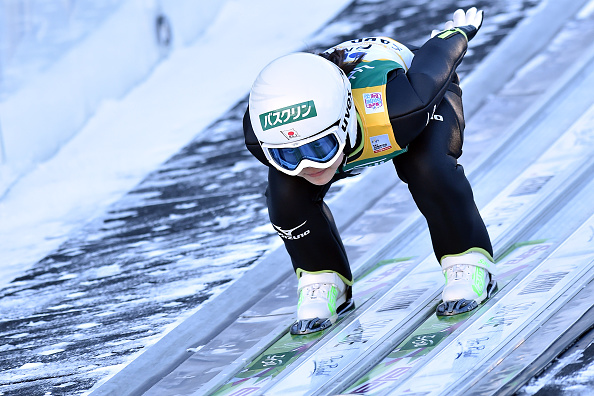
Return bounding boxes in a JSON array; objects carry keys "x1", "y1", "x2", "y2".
[{"x1": 281, "y1": 129, "x2": 300, "y2": 140}]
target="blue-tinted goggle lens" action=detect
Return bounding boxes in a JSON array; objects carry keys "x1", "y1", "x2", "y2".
[{"x1": 268, "y1": 134, "x2": 340, "y2": 171}]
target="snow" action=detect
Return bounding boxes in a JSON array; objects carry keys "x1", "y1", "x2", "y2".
[{"x1": 0, "y1": 0, "x2": 352, "y2": 290}]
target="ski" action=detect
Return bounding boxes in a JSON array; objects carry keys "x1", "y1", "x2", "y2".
[
  {"x1": 341, "y1": 241, "x2": 552, "y2": 395},
  {"x1": 259, "y1": 255, "x2": 443, "y2": 395},
  {"x1": 467, "y1": 277, "x2": 594, "y2": 395},
  {"x1": 381, "y1": 212, "x2": 594, "y2": 395},
  {"x1": 208, "y1": 257, "x2": 418, "y2": 396},
  {"x1": 339, "y1": 137, "x2": 594, "y2": 395}
]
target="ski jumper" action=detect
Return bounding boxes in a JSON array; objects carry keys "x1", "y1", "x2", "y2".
[{"x1": 243, "y1": 33, "x2": 493, "y2": 284}]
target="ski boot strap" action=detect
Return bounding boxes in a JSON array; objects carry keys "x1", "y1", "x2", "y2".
[
  {"x1": 441, "y1": 250, "x2": 494, "y2": 275},
  {"x1": 298, "y1": 271, "x2": 346, "y2": 294}
]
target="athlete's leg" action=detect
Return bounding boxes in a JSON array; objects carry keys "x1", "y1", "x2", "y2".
[
  {"x1": 394, "y1": 88, "x2": 495, "y2": 315},
  {"x1": 266, "y1": 167, "x2": 353, "y2": 284},
  {"x1": 267, "y1": 168, "x2": 355, "y2": 334},
  {"x1": 393, "y1": 89, "x2": 492, "y2": 261}
]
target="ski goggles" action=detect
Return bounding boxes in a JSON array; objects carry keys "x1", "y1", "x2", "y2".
[{"x1": 262, "y1": 124, "x2": 345, "y2": 176}]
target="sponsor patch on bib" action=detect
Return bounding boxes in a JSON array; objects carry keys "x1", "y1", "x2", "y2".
[
  {"x1": 363, "y1": 92, "x2": 384, "y2": 114},
  {"x1": 371, "y1": 134, "x2": 392, "y2": 153}
]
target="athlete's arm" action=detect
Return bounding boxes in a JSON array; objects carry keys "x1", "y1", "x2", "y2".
[
  {"x1": 386, "y1": 31, "x2": 468, "y2": 148},
  {"x1": 387, "y1": 7, "x2": 483, "y2": 148}
]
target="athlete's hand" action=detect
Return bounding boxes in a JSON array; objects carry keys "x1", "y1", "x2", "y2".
[{"x1": 431, "y1": 7, "x2": 484, "y2": 41}]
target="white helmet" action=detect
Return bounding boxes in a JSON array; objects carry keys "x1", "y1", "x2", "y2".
[{"x1": 248, "y1": 52, "x2": 357, "y2": 176}]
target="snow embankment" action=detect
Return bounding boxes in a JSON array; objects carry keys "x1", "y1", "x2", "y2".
[{"x1": 0, "y1": 0, "x2": 225, "y2": 196}]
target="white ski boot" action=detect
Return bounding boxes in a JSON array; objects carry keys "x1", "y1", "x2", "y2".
[
  {"x1": 437, "y1": 250, "x2": 497, "y2": 316},
  {"x1": 290, "y1": 272, "x2": 354, "y2": 335}
]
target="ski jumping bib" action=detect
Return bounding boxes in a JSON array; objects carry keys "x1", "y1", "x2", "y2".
[{"x1": 326, "y1": 37, "x2": 414, "y2": 171}]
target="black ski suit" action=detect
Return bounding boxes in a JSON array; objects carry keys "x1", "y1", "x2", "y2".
[{"x1": 243, "y1": 32, "x2": 492, "y2": 284}]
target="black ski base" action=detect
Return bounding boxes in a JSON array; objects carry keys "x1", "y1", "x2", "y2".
[
  {"x1": 290, "y1": 288, "x2": 355, "y2": 335},
  {"x1": 436, "y1": 278, "x2": 498, "y2": 317}
]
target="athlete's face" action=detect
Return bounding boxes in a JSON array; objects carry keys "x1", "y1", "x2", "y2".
[{"x1": 297, "y1": 153, "x2": 344, "y2": 186}]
